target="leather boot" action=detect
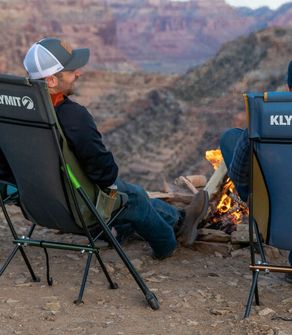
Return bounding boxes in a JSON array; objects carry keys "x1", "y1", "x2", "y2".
[{"x1": 177, "y1": 190, "x2": 209, "y2": 246}]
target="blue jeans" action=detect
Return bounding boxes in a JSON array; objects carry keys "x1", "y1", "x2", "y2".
[
  {"x1": 220, "y1": 128, "x2": 249, "y2": 201},
  {"x1": 220, "y1": 128, "x2": 244, "y2": 169},
  {"x1": 115, "y1": 179, "x2": 178, "y2": 258}
]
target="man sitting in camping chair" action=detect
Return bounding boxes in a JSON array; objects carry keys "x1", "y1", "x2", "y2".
[
  {"x1": 0, "y1": 37, "x2": 209, "y2": 260},
  {"x1": 220, "y1": 61, "x2": 292, "y2": 282}
]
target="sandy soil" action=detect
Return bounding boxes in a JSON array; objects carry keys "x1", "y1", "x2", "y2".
[{"x1": 0, "y1": 207, "x2": 292, "y2": 335}]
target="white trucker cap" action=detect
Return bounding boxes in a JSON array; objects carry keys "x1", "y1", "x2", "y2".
[{"x1": 23, "y1": 37, "x2": 90, "y2": 79}]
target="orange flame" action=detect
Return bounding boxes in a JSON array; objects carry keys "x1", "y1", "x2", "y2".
[
  {"x1": 205, "y1": 149, "x2": 248, "y2": 228},
  {"x1": 205, "y1": 149, "x2": 223, "y2": 170}
]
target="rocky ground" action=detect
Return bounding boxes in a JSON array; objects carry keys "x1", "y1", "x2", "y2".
[{"x1": 1, "y1": 206, "x2": 292, "y2": 335}]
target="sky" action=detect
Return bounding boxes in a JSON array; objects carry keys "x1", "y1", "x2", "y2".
[
  {"x1": 171, "y1": 0, "x2": 292, "y2": 10},
  {"x1": 225, "y1": 0, "x2": 291, "y2": 9}
]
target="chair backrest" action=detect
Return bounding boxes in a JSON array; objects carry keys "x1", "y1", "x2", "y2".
[
  {"x1": 246, "y1": 91, "x2": 292, "y2": 250},
  {"x1": 0, "y1": 74, "x2": 97, "y2": 234}
]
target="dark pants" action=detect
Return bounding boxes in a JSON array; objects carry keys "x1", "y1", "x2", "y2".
[{"x1": 115, "y1": 179, "x2": 178, "y2": 258}]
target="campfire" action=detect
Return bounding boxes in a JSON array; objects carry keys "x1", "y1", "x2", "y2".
[
  {"x1": 147, "y1": 148, "x2": 249, "y2": 236},
  {"x1": 202, "y1": 149, "x2": 249, "y2": 234}
]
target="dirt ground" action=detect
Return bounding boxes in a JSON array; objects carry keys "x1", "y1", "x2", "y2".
[{"x1": 1, "y1": 207, "x2": 292, "y2": 335}]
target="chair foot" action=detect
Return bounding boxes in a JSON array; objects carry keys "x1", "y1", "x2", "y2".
[
  {"x1": 146, "y1": 291, "x2": 160, "y2": 310},
  {"x1": 109, "y1": 282, "x2": 119, "y2": 289},
  {"x1": 32, "y1": 276, "x2": 41, "y2": 282},
  {"x1": 74, "y1": 299, "x2": 84, "y2": 306},
  {"x1": 47, "y1": 277, "x2": 53, "y2": 286},
  {"x1": 244, "y1": 270, "x2": 260, "y2": 318}
]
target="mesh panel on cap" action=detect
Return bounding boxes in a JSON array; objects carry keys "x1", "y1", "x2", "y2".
[
  {"x1": 24, "y1": 47, "x2": 39, "y2": 73},
  {"x1": 38, "y1": 46, "x2": 59, "y2": 70},
  {"x1": 23, "y1": 43, "x2": 64, "y2": 79}
]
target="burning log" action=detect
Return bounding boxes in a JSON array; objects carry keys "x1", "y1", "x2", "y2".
[
  {"x1": 175, "y1": 176, "x2": 198, "y2": 194},
  {"x1": 204, "y1": 161, "x2": 227, "y2": 199},
  {"x1": 202, "y1": 149, "x2": 249, "y2": 235},
  {"x1": 175, "y1": 174, "x2": 207, "y2": 194}
]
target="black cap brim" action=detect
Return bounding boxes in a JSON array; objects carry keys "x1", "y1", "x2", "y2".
[{"x1": 63, "y1": 48, "x2": 90, "y2": 71}]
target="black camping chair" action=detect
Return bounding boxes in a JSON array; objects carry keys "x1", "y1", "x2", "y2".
[
  {"x1": 243, "y1": 91, "x2": 292, "y2": 317},
  {"x1": 0, "y1": 74, "x2": 159, "y2": 310}
]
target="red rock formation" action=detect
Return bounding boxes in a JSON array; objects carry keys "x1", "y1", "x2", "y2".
[{"x1": 2, "y1": 0, "x2": 292, "y2": 75}]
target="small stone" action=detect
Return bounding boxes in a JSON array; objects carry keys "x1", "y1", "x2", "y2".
[
  {"x1": 141, "y1": 270, "x2": 155, "y2": 277},
  {"x1": 192, "y1": 241, "x2": 232, "y2": 256},
  {"x1": 186, "y1": 319, "x2": 199, "y2": 326},
  {"x1": 264, "y1": 245, "x2": 281, "y2": 259},
  {"x1": 258, "y1": 308, "x2": 275, "y2": 316},
  {"x1": 198, "y1": 228, "x2": 230, "y2": 242},
  {"x1": 43, "y1": 311, "x2": 57, "y2": 321},
  {"x1": 43, "y1": 301, "x2": 61, "y2": 313},
  {"x1": 106, "y1": 265, "x2": 115, "y2": 273},
  {"x1": 282, "y1": 297, "x2": 292, "y2": 304},
  {"x1": 210, "y1": 308, "x2": 230, "y2": 315},
  {"x1": 90, "y1": 267, "x2": 100, "y2": 274},
  {"x1": 212, "y1": 321, "x2": 225, "y2": 327},
  {"x1": 162, "y1": 290, "x2": 171, "y2": 294},
  {"x1": 66, "y1": 253, "x2": 80, "y2": 261},
  {"x1": 14, "y1": 275, "x2": 28, "y2": 285},
  {"x1": 227, "y1": 280, "x2": 238, "y2": 287},
  {"x1": 146, "y1": 276, "x2": 162, "y2": 283},
  {"x1": 131, "y1": 258, "x2": 143, "y2": 271},
  {"x1": 231, "y1": 248, "x2": 250, "y2": 257},
  {"x1": 6, "y1": 298, "x2": 19, "y2": 304},
  {"x1": 181, "y1": 260, "x2": 190, "y2": 264}
]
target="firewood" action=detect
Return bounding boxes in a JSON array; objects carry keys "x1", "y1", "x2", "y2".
[
  {"x1": 147, "y1": 191, "x2": 194, "y2": 204},
  {"x1": 174, "y1": 176, "x2": 198, "y2": 194},
  {"x1": 191, "y1": 240, "x2": 233, "y2": 256},
  {"x1": 198, "y1": 228, "x2": 231, "y2": 243},
  {"x1": 185, "y1": 175, "x2": 207, "y2": 187},
  {"x1": 204, "y1": 161, "x2": 227, "y2": 199},
  {"x1": 162, "y1": 177, "x2": 173, "y2": 193}
]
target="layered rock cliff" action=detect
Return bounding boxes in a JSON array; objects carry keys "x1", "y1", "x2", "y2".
[
  {"x1": 2, "y1": 0, "x2": 292, "y2": 74},
  {"x1": 75, "y1": 27, "x2": 292, "y2": 189}
]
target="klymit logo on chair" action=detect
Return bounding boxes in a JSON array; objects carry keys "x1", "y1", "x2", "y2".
[
  {"x1": 270, "y1": 115, "x2": 292, "y2": 126},
  {"x1": 21, "y1": 96, "x2": 34, "y2": 110},
  {"x1": 0, "y1": 94, "x2": 34, "y2": 110}
]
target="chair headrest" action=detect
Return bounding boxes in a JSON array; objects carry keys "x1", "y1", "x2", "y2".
[
  {"x1": 246, "y1": 92, "x2": 292, "y2": 141},
  {"x1": 0, "y1": 74, "x2": 55, "y2": 125}
]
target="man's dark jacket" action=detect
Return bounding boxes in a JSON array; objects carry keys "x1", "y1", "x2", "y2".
[{"x1": 0, "y1": 97, "x2": 118, "y2": 188}]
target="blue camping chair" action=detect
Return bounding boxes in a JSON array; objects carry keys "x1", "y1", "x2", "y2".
[{"x1": 244, "y1": 91, "x2": 292, "y2": 317}]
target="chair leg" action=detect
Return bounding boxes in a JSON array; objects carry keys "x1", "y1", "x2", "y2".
[
  {"x1": 244, "y1": 270, "x2": 260, "y2": 318},
  {"x1": 98, "y1": 227, "x2": 159, "y2": 310},
  {"x1": 94, "y1": 251, "x2": 118, "y2": 289},
  {"x1": 0, "y1": 244, "x2": 19, "y2": 276},
  {"x1": 0, "y1": 192, "x2": 39, "y2": 282},
  {"x1": 43, "y1": 247, "x2": 53, "y2": 285},
  {"x1": 0, "y1": 244, "x2": 40, "y2": 282},
  {"x1": 74, "y1": 252, "x2": 93, "y2": 305},
  {"x1": 19, "y1": 246, "x2": 40, "y2": 282},
  {"x1": 255, "y1": 282, "x2": 260, "y2": 306},
  {"x1": 77, "y1": 187, "x2": 160, "y2": 310}
]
